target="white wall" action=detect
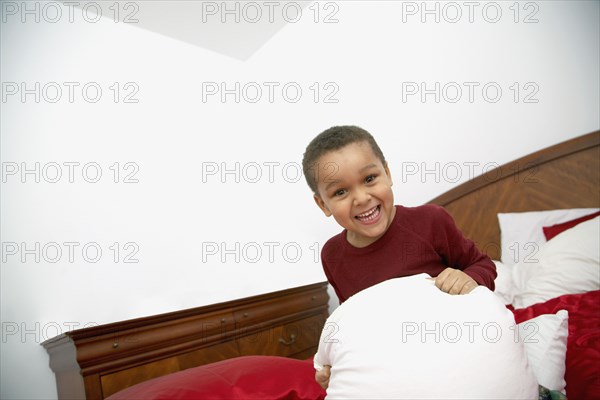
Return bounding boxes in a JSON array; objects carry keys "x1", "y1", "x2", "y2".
[{"x1": 1, "y1": 1, "x2": 598, "y2": 398}]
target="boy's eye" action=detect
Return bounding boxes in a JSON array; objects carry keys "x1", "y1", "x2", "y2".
[
  {"x1": 334, "y1": 189, "x2": 346, "y2": 197},
  {"x1": 365, "y1": 174, "x2": 377, "y2": 183}
]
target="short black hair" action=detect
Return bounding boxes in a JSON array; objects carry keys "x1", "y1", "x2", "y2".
[{"x1": 302, "y1": 125, "x2": 386, "y2": 194}]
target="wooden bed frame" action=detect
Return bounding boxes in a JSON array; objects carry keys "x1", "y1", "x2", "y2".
[
  {"x1": 42, "y1": 130, "x2": 599, "y2": 399},
  {"x1": 42, "y1": 282, "x2": 329, "y2": 399}
]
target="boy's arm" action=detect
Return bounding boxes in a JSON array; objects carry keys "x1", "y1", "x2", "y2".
[
  {"x1": 433, "y1": 205, "x2": 497, "y2": 290},
  {"x1": 321, "y1": 243, "x2": 346, "y2": 304}
]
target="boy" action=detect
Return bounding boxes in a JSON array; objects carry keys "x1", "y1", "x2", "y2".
[{"x1": 302, "y1": 125, "x2": 497, "y2": 389}]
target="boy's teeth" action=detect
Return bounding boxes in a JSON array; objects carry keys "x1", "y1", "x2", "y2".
[
  {"x1": 356, "y1": 206, "x2": 379, "y2": 219},
  {"x1": 357, "y1": 207, "x2": 376, "y2": 217}
]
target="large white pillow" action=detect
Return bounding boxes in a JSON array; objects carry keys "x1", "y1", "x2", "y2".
[
  {"x1": 498, "y1": 208, "x2": 598, "y2": 266},
  {"x1": 518, "y1": 310, "x2": 569, "y2": 393},
  {"x1": 512, "y1": 216, "x2": 600, "y2": 309},
  {"x1": 314, "y1": 274, "x2": 538, "y2": 399}
]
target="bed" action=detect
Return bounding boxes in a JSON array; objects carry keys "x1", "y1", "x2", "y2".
[{"x1": 43, "y1": 130, "x2": 599, "y2": 399}]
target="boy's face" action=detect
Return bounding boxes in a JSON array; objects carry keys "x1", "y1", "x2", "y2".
[{"x1": 313, "y1": 141, "x2": 396, "y2": 248}]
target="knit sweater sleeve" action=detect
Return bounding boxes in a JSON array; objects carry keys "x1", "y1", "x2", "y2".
[
  {"x1": 430, "y1": 205, "x2": 497, "y2": 290},
  {"x1": 321, "y1": 239, "x2": 346, "y2": 304}
]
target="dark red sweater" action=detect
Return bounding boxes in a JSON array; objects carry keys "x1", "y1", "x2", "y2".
[{"x1": 321, "y1": 204, "x2": 497, "y2": 303}]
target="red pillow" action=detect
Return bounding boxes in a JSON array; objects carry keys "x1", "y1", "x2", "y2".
[
  {"x1": 543, "y1": 211, "x2": 600, "y2": 241},
  {"x1": 511, "y1": 291, "x2": 600, "y2": 400},
  {"x1": 107, "y1": 356, "x2": 326, "y2": 400}
]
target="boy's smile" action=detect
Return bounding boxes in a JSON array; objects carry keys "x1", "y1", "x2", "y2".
[{"x1": 313, "y1": 141, "x2": 396, "y2": 248}]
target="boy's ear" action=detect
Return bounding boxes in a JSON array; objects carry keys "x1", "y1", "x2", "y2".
[
  {"x1": 384, "y1": 162, "x2": 393, "y2": 186},
  {"x1": 313, "y1": 194, "x2": 332, "y2": 217}
]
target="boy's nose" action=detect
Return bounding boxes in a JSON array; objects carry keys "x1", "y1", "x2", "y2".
[{"x1": 353, "y1": 188, "x2": 371, "y2": 206}]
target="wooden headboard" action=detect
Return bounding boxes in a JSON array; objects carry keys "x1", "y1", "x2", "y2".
[{"x1": 428, "y1": 130, "x2": 600, "y2": 260}]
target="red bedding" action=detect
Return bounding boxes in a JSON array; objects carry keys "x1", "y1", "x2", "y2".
[
  {"x1": 106, "y1": 355, "x2": 326, "y2": 400},
  {"x1": 511, "y1": 290, "x2": 600, "y2": 400}
]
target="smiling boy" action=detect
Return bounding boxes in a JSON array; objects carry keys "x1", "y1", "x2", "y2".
[
  {"x1": 303, "y1": 125, "x2": 496, "y2": 299},
  {"x1": 303, "y1": 126, "x2": 497, "y2": 389}
]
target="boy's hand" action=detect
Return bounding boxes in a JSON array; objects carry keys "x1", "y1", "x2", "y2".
[
  {"x1": 315, "y1": 365, "x2": 331, "y2": 390},
  {"x1": 430, "y1": 268, "x2": 478, "y2": 295}
]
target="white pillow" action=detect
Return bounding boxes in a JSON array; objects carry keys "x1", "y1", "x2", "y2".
[
  {"x1": 314, "y1": 274, "x2": 538, "y2": 399},
  {"x1": 492, "y1": 260, "x2": 515, "y2": 305},
  {"x1": 518, "y1": 310, "x2": 569, "y2": 393},
  {"x1": 498, "y1": 208, "x2": 599, "y2": 266},
  {"x1": 512, "y1": 216, "x2": 600, "y2": 308}
]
